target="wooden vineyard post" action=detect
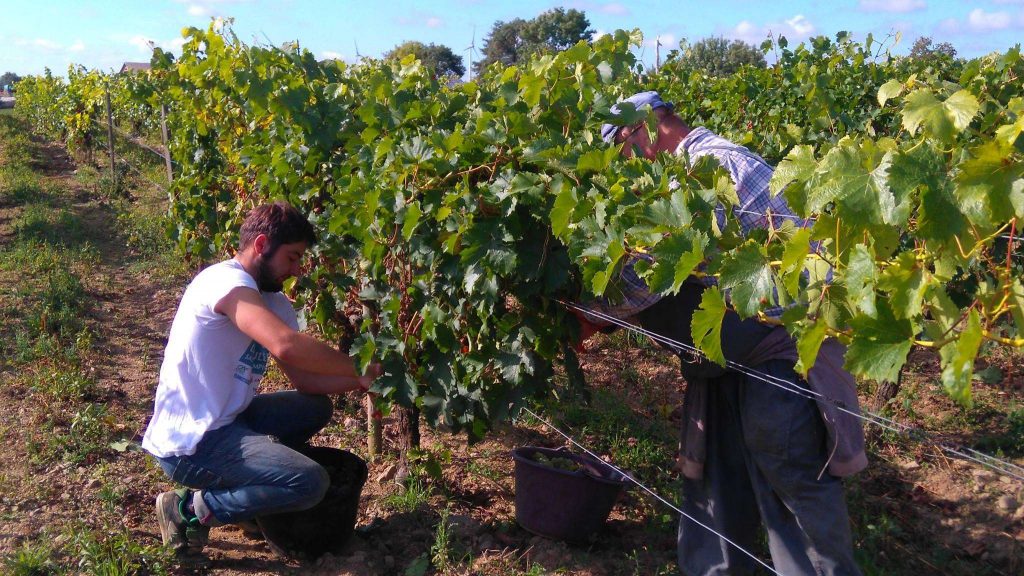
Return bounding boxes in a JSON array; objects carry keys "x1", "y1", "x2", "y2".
[
  {"x1": 159, "y1": 104, "x2": 173, "y2": 184},
  {"x1": 363, "y1": 303, "x2": 383, "y2": 462},
  {"x1": 104, "y1": 86, "x2": 116, "y2": 194},
  {"x1": 367, "y1": 395, "x2": 381, "y2": 463},
  {"x1": 396, "y1": 405, "x2": 421, "y2": 484}
]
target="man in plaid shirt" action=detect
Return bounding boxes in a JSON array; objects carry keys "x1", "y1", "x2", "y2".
[{"x1": 578, "y1": 92, "x2": 862, "y2": 576}]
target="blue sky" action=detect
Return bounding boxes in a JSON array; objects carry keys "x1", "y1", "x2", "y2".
[{"x1": 2, "y1": 0, "x2": 1023, "y2": 78}]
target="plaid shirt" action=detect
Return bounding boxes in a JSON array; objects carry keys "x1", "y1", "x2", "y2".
[{"x1": 584, "y1": 127, "x2": 812, "y2": 324}]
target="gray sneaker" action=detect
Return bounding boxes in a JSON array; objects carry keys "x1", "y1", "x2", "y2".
[{"x1": 156, "y1": 489, "x2": 210, "y2": 554}]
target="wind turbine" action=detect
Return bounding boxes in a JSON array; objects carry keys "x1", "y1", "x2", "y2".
[{"x1": 464, "y1": 26, "x2": 477, "y2": 81}]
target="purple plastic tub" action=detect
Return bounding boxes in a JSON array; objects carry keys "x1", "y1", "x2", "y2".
[{"x1": 512, "y1": 446, "x2": 630, "y2": 543}]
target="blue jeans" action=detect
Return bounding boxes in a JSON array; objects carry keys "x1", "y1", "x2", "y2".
[
  {"x1": 155, "y1": 391, "x2": 333, "y2": 524},
  {"x1": 677, "y1": 362, "x2": 861, "y2": 576},
  {"x1": 637, "y1": 288, "x2": 860, "y2": 575}
]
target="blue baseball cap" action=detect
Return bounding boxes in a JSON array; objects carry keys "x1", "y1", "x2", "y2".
[{"x1": 600, "y1": 91, "x2": 674, "y2": 143}]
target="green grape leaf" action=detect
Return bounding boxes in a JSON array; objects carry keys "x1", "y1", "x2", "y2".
[
  {"x1": 956, "y1": 140, "x2": 1024, "y2": 226},
  {"x1": 917, "y1": 181, "x2": 968, "y2": 246},
  {"x1": 576, "y1": 147, "x2": 618, "y2": 175},
  {"x1": 812, "y1": 140, "x2": 896, "y2": 226},
  {"x1": 939, "y1": 309, "x2": 983, "y2": 406},
  {"x1": 1010, "y1": 279, "x2": 1024, "y2": 335},
  {"x1": 844, "y1": 301, "x2": 915, "y2": 383},
  {"x1": 691, "y1": 286, "x2": 727, "y2": 366},
  {"x1": 901, "y1": 89, "x2": 979, "y2": 142},
  {"x1": 845, "y1": 243, "x2": 877, "y2": 317},
  {"x1": 719, "y1": 241, "x2": 776, "y2": 319},
  {"x1": 877, "y1": 252, "x2": 930, "y2": 320},
  {"x1": 646, "y1": 233, "x2": 709, "y2": 295},
  {"x1": 780, "y1": 227, "x2": 812, "y2": 299},
  {"x1": 877, "y1": 79, "x2": 903, "y2": 107},
  {"x1": 550, "y1": 181, "x2": 578, "y2": 237},
  {"x1": 771, "y1": 145, "x2": 816, "y2": 197},
  {"x1": 644, "y1": 190, "x2": 692, "y2": 230},
  {"x1": 794, "y1": 320, "x2": 828, "y2": 376},
  {"x1": 401, "y1": 201, "x2": 422, "y2": 240}
]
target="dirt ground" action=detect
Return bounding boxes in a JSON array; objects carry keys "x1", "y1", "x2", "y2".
[{"x1": 1, "y1": 127, "x2": 1023, "y2": 575}]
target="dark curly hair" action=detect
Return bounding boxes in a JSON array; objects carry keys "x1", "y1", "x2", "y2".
[{"x1": 239, "y1": 201, "x2": 317, "y2": 255}]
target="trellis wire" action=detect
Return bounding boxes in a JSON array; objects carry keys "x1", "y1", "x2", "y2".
[
  {"x1": 720, "y1": 207, "x2": 1022, "y2": 254},
  {"x1": 92, "y1": 118, "x2": 171, "y2": 164},
  {"x1": 559, "y1": 300, "x2": 1024, "y2": 483},
  {"x1": 89, "y1": 119, "x2": 169, "y2": 192},
  {"x1": 519, "y1": 406, "x2": 783, "y2": 576}
]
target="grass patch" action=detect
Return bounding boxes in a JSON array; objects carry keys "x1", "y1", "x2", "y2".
[
  {"x1": 14, "y1": 202, "x2": 90, "y2": 247},
  {"x1": 26, "y1": 403, "x2": 115, "y2": 466},
  {"x1": 69, "y1": 524, "x2": 172, "y2": 576},
  {"x1": 2, "y1": 538, "x2": 57, "y2": 576},
  {"x1": 0, "y1": 165, "x2": 46, "y2": 205},
  {"x1": 381, "y1": 477, "x2": 433, "y2": 514},
  {"x1": 27, "y1": 362, "x2": 100, "y2": 402}
]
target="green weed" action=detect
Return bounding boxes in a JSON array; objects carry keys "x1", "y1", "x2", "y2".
[
  {"x1": 2, "y1": 539, "x2": 57, "y2": 576},
  {"x1": 69, "y1": 526, "x2": 172, "y2": 576},
  {"x1": 0, "y1": 165, "x2": 45, "y2": 204},
  {"x1": 14, "y1": 203, "x2": 87, "y2": 248},
  {"x1": 28, "y1": 364, "x2": 99, "y2": 402},
  {"x1": 430, "y1": 506, "x2": 469, "y2": 573},
  {"x1": 29, "y1": 404, "x2": 113, "y2": 466},
  {"x1": 27, "y1": 268, "x2": 88, "y2": 341},
  {"x1": 0, "y1": 238, "x2": 98, "y2": 275},
  {"x1": 974, "y1": 403, "x2": 1024, "y2": 457},
  {"x1": 381, "y1": 477, "x2": 433, "y2": 513},
  {"x1": 466, "y1": 458, "x2": 504, "y2": 483}
]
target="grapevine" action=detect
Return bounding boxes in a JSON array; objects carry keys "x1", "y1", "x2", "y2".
[{"x1": 14, "y1": 25, "x2": 1023, "y2": 437}]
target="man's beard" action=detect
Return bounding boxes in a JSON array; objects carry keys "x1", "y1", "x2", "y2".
[{"x1": 254, "y1": 253, "x2": 283, "y2": 293}]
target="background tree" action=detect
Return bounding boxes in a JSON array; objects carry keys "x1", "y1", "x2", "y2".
[
  {"x1": 673, "y1": 37, "x2": 766, "y2": 76},
  {"x1": 475, "y1": 8, "x2": 593, "y2": 74},
  {"x1": 908, "y1": 36, "x2": 957, "y2": 60},
  {"x1": 1, "y1": 71, "x2": 22, "y2": 91},
  {"x1": 905, "y1": 36, "x2": 960, "y2": 81},
  {"x1": 384, "y1": 41, "x2": 466, "y2": 78}
]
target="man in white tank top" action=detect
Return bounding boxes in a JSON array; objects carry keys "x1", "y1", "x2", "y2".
[{"x1": 142, "y1": 202, "x2": 378, "y2": 560}]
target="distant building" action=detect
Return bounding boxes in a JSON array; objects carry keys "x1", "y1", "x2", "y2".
[{"x1": 119, "y1": 62, "x2": 151, "y2": 74}]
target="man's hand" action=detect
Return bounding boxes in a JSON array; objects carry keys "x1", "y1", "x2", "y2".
[
  {"x1": 358, "y1": 362, "x2": 383, "y2": 391},
  {"x1": 569, "y1": 308, "x2": 604, "y2": 352}
]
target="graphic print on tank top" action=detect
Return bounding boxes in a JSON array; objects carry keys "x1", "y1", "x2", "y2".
[{"x1": 234, "y1": 340, "x2": 270, "y2": 390}]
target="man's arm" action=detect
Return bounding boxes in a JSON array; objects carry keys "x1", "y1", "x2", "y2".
[
  {"x1": 215, "y1": 286, "x2": 366, "y2": 380},
  {"x1": 277, "y1": 362, "x2": 372, "y2": 395}
]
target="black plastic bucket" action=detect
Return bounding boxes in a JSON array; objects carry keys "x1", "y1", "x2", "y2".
[
  {"x1": 256, "y1": 446, "x2": 368, "y2": 559},
  {"x1": 512, "y1": 446, "x2": 630, "y2": 543}
]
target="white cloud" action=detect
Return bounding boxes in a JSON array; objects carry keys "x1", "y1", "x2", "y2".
[
  {"x1": 114, "y1": 34, "x2": 184, "y2": 56},
  {"x1": 127, "y1": 35, "x2": 156, "y2": 53},
  {"x1": 858, "y1": 0, "x2": 926, "y2": 13},
  {"x1": 786, "y1": 14, "x2": 815, "y2": 36},
  {"x1": 321, "y1": 51, "x2": 347, "y2": 61},
  {"x1": 729, "y1": 14, "x2": 817, "y2": 45},
  {"x1": 175, "y1": 0, "x2": 251, "y2": 18},
  {"x1": 33, "y1": 38, "x2": 62, "y2": 51},
  {"x1": 592, "y1": 29, "x2": 610, "y2": 41},
  {"x1": 967, "y1": 8, "x2": 1012, "y2": 31},
  {"x1": 396, "y1": 12, "x2": 445, "y2": 29},
  {"x1": 601, "y1": 3, "x2": 629, "y2": 16},
  {"x1": 68, "y1": 41, "x2": 86, "y2": 53}
]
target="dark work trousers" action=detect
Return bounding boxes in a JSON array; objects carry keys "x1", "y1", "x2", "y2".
[{"x1": 637, "y1": 283, "x2": 861, "y2": 576}]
